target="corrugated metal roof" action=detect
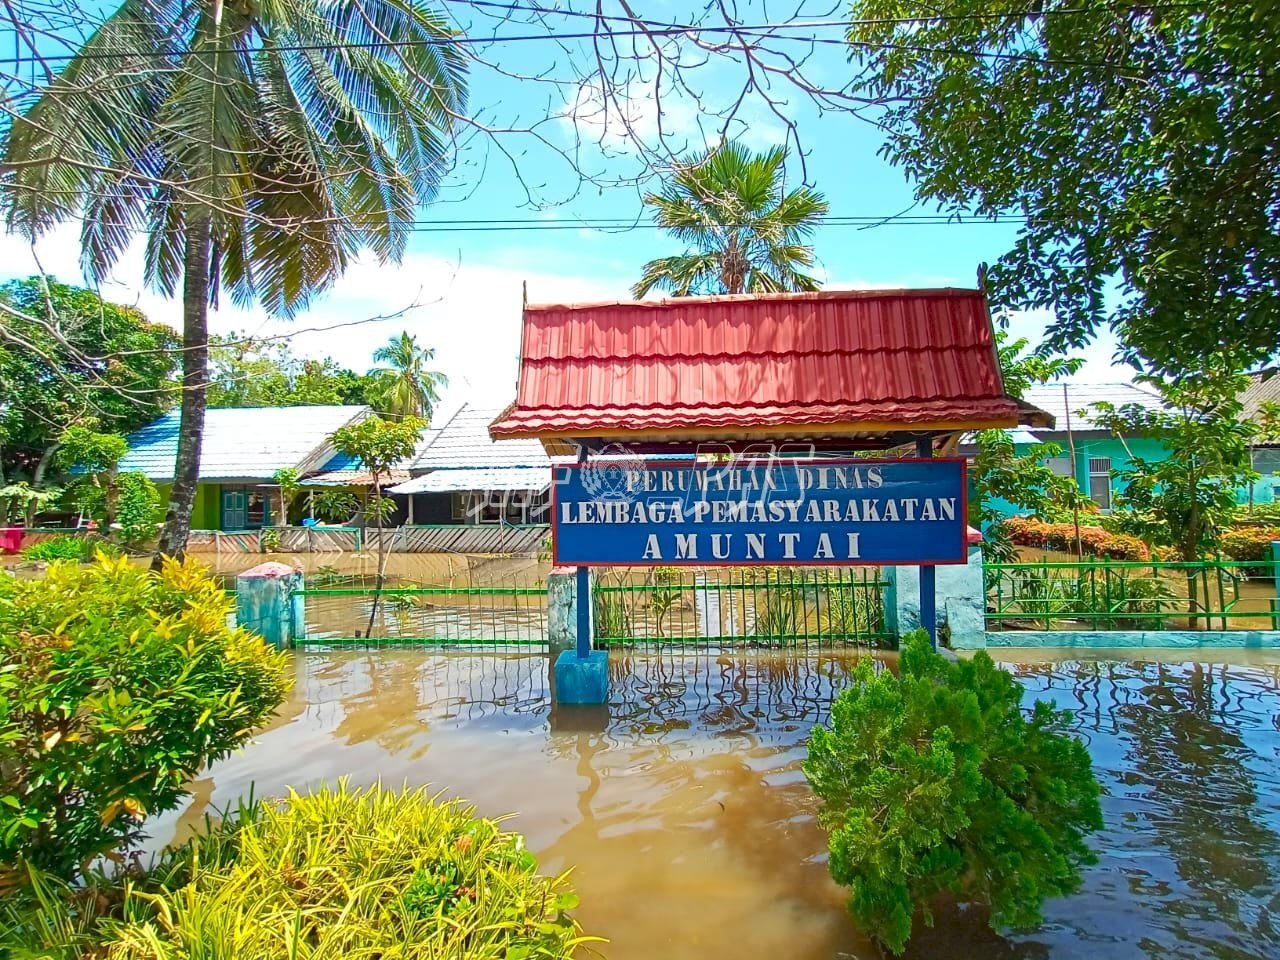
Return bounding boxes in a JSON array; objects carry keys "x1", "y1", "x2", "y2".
[
  {"x1": 315, "y1": 427, "x2": 440, "y2": 475},
  {"x1": 390, "y1": 466, "x2": 551, "y2": 494},
  {"x1": 306, "y1": 469, "x2": 412, "y2": 487},
  {"x1": 490, "y1": 289, "x2": 1038, "y2": 443},
  {"x1": 119, "y1": 405, "x2": 369, "y2": 481},
  {"x1": 1020, "y1": 382, "x2": 1165, "y2": 432},
  {"x1": 415, "y1": 404, "x2": 551, "y2": 469},
  {"x1": 1240, "y1": 369, "x2": 1280, "y2": 422}
]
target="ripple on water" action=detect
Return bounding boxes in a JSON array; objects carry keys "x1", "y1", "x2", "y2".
[{"x1": 146, "y1": 650, "x2": 1280, "y2": 960}]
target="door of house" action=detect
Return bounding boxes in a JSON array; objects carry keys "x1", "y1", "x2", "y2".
[{"x1": 222, "y1": 488, "x2": 249, "y2": 530}]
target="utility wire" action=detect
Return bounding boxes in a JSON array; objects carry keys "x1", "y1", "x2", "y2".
[{"x1": 0, "y1": 2, "x2": 1221, "y2": 75}]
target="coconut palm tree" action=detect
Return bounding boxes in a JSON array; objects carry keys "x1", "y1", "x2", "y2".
[
  {"x1": 1, "y1": 0, "x2": 466, "y2": 560},
  {"x1": 368, "y1": 332, "x2": 448, "y2": 421},
  {"x1": 633, "y1": 142, "x2": 829, "y2": 298}
]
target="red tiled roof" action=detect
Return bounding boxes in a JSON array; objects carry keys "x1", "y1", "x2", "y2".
[{"x1": 491, "y1": 289, "x2": 1040, "y2": 443}]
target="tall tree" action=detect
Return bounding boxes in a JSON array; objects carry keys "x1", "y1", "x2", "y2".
[
  {"x1": 633, "y1": 142, "x2": 828, "y2": 298},
  {"x1": 368, "y1": 331, "x2": 448, "y2": 421},
  {"x1": 1, "y1": 0, "x2": 466, "y2": 562},
  {"x1": 1091, "y1": 363, "x2": 1258, "y2": 565},
  {"x1": 207, "y1": 335, "x2": 378, "y2": 408},
  {"x1": 846, "y1": 2, "x2": 1280, "y2": 372},
  {"x1": 0, "y1": 277, "x2": 177, "y2": 492}
]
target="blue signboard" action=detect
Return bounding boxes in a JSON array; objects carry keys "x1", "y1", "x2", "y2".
[{"x1": 552, "y1": 458, "x2": 968, "y2": 566}]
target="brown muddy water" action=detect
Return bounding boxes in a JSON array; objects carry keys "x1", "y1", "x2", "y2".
[{"x1": 146, "y1": 648, "x2": 1280, "y2": 960}]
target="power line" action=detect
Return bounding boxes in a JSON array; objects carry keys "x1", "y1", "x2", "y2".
[
  {"x1": 394, "y1": 216, "x2": 1028, "y2": 232},
  {"x1": 0, "y1": 2, "x2": 1217, "y2": 73}
]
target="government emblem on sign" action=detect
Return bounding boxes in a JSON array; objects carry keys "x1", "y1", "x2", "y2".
[{"x1": 578, "y1": 444, "x2": 645, "y2": 503}]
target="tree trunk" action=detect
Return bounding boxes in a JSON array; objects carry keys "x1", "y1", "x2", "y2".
[
  {"x1": 365, "y1": 477, "x2": 386, "y2": 638},
  {"x1": 25, "y1": 443, "x2": 60, "y2": 525},
  {"x1": 103, "y1": 466, "x2": 119, "y2": 540},
  {"x1": 153, "y1": 214, "x2": 212, "y2": 567}
]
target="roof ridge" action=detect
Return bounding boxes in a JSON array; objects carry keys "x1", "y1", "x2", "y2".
[{"x1": 525, "y1": 287, "x2": 981, "y2": 311}]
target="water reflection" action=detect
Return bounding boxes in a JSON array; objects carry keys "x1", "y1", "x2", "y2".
[
  {"x1": 1004, "y1": 658, "x2": 1280, "y2": 960},
  {"x1": 148, "y1": 650, "x2": 1280, "y2": 960}
]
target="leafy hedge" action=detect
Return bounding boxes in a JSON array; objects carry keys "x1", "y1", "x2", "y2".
[
  {"x1": 0, "y1": 554, "x2": 290, "y2": 883},
  {"x1": 1, "y1": 783, "x2": 599, "y2": 960},
  {"x1": 1001, "y1": 517, "x2": 1150, "y2": 560}
]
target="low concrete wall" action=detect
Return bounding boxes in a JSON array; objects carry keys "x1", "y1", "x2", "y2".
[
  {"x1": 985, "y1": 629, "x2": 1280, "y2": 649},
  {"x1": 887, "y1": 544, "x2": 986, "y2": 649}
]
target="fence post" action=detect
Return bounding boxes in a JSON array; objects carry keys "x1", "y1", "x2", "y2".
[
  {"x1": 1272, "y1": 542, "x2": 1280, "y2": 630},
  {"x1": 236, "y1": 561, "x2": 304, "y2": 650},
  {"x1": 938, "y1": 540, "x2": 988, "y2": 650},
  {"x1": 546, "y1": 566, "x2": 580, "y2": 657},
  {"x1": 884, "y1": 564, "x2": 920, "y2": 638}
]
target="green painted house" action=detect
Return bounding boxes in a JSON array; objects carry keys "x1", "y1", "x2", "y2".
[
  {"x1": 970, "y1": 380, "x2": 1280, "y2": 519},
  {"x1": 118, "y1": 405, "x2": 370, "y2": 531}
]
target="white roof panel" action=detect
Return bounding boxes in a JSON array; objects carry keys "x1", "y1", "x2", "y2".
[
  {"x1": 390, "y1": 466, "x2": 551, "y2": 494},
  {"x1": 119, "y1": 405, "x2": 370, "y2": 481}
]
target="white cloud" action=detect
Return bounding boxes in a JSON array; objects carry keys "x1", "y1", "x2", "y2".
[
  {"x1": 1, "y1": 227, "x2": 1130, "y2": 431},
  {"x1": 561, "y1": 65, "x2": 785, "y2": 159},
  {"x1": 1001, "y1": 308, "x2": 1129, "y2": 384}
]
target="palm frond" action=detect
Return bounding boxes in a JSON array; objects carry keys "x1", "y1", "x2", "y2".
[{"x1": 637, "y1": 141, "x2": 826, "y2": 297}]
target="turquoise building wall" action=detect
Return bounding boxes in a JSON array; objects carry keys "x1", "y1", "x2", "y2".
[{"x1": 982, "y1": 433, "x2": 1279, "y2": 520}]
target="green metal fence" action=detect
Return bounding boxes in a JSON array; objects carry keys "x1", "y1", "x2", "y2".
[
  {"x1": 593, "y1": 567, "x2": 892, "y2": 649},
  {"x1": 986, "y1": 558, "x2": 1280, "y2": 632},
  {"x1": 293, "y1": 567, "x2": 892, "y2": 651},
  {"x1": 296, "y1": 585, "x2": 548, "y2": 650}
]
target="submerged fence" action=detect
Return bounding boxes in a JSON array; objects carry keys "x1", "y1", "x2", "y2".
[
  {"x1": 294, "y1": 566, "x2": 892, "y2": 651},
  {"x1": 986, "y1": 558, "x2": 1280, "y2": 632},
  {"x1": 297, "y1": 584, "x2": 549, "y2": 650},
  {"x1": 592, "y1": 568, "x2": 891, "y2": 649}
]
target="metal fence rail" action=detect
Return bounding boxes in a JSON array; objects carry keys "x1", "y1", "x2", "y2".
[
  {"x1": 296, "y1": 585, "x2": 548, "y2": 650},
  {"x1": 292, "y1": 567, "x2": 892, "y2": 651},
  {"x1": 986, "y1": 558, "x2": 1280, "y2": 632},
  {"x1": 593, "y1": 567, "x2": 892, "y2": 649}
]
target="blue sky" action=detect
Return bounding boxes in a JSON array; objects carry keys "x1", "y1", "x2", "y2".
[{"x1": 0, "y1": 1, "x2": 1126, "y2": 421}]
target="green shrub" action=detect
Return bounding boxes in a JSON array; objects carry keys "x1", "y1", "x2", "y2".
[
  {"x1": 0, "y1": 783, "x2": 599, "y2": 960},
  {"x1": 804, "y1": 632, "x2": 1103, "y2": 954},
  {"x1": 0, "y1": 554, "x2": 290, "y2": 884},
  {"x1": 821, "y1": 574, "x2": 887, "y2": 644},
  {"x1": 18, "y1": 534, "x2": 99, "y2": 562},
  {"x1": 1234, "y1": 501, "x2": 1280, "y2": 526},
  {"x1": 113, "y1": 472, "x2": 162, "y2": 545}
]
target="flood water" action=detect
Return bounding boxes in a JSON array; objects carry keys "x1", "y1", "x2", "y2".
[{"x1": 150, "y1": 649, "x2": 1280, "y2": 960}]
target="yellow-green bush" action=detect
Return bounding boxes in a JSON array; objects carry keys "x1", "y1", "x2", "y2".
[
  {"x1": 1, "y1": 783, "x2": 600, "y2": 960},
  {"x1": 0, "y1": 554, "x2": 290, "y2": 884}
]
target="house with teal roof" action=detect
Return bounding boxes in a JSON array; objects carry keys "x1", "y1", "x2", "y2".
[{"x1": 118, "y1": 405, "x2": 370, "y2": 530}]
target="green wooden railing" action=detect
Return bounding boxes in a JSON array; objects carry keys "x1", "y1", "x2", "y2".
[{"x1": 986, "y1": 558, "x2": 1280, "y2": 632}]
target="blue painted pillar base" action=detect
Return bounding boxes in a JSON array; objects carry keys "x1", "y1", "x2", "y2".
[
  {"x1": 236, "y1": 561, "x2": 304, "y2": 649},
  {"x1": 554, "y1": 649, "x2": 609, "y2": 704}
]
